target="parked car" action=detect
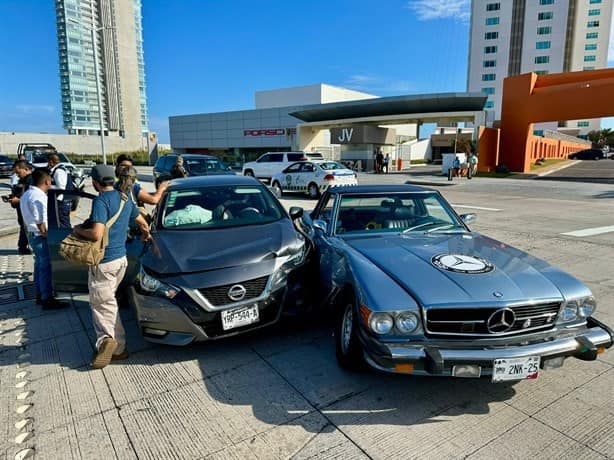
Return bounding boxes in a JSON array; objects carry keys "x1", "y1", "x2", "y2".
[
  {"x1": 153, "y1": 154, "x2": 233, "y2": 188},
  {"x1": 0, "y1": 155, "x2": 13, "y2": 178},
  {"x1": 569, "y1": 149, "x2": 613, "y2": 160},
  {"x1": 271, "y1": 160, "x2": 358, "y2": 199},
  {"x1": 301, "y1": 184, "x2": 613, "y2": 381},
  {"x1": 29, "y1": 151, "x2": 85, "y2": 210},
  {"x1": 242, "y1": 152, "x2": 307, "y2": 181},
  {"x1": 47, "y1": 175, "x2": 310, "y2": 345}
]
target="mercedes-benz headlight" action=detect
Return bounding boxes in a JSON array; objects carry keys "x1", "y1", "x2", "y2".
[
  {"x1": 137, "y1": 266, "x2": 179, "y2": 299},
  {"x1": 363, "y1": 307, "x2": 422, "y2": 335},
  {"x1": 558, "y1": 296, "x2": 596, "y2": 323}
]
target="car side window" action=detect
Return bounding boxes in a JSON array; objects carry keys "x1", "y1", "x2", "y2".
[
  {"x1": 285, "y1": 163, "x2": 302, "y2": 173},
  {"x1": 257, "y1": 155, "x2": 270, "y2": 163},
  {"x1": 163, "y1": 156, "x2": 174, "y2": 171},
  {"x1": 269, "y1": 154, "x2": 284, "y2": 162},
  {"x1": 317, "y1": 195, "x2": 334, "y2": 224},
  {"x1": 300, "y1": 163, "x2": 315, "y2": 173},
  {"x1": 288, "y1": 153, "x2": 305, "y2": 162}
]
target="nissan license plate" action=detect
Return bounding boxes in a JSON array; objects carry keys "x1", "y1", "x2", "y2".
[
  {"x1": 492, "y1": 356, "x2": 540, "y2": 382},
  {"x1": 221, "y1": 304, "x2": 259, "y2": 331}
]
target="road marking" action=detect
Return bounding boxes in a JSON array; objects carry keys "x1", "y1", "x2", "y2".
[
  {"x1": 561, "y1": 225, "x2": 614, "y2": 237},
  {"x1": 451, "y1": 204, "x2": 502, "y2": 212}
]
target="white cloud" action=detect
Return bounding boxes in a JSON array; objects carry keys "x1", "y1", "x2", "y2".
[
  {"x1": 16, "y1": 104, "x2": 55, "y2": 114},
  {"x1": 407, "y1": 0, "x2": 470, "y2": 22},
  {"x1": 344, "y1": 74, "x2": 415, "y2": 95}
]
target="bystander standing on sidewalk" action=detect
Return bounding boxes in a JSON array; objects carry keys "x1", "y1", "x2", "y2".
[
  {"x1": 73, "y1": 165, "x2": 150, "y2": 369},
  {"x1": 8, "y1": 160, "x2": 33, "y2": 254},
  {"x1": 48, "y1": 153, "x2": 72, "y2": 228},
  {"x1": 20, "y1": 169, "x2": 68, "y2": 309},
  {"x1": 383, "y1": 153, "x2": 390, "y2": 174}
]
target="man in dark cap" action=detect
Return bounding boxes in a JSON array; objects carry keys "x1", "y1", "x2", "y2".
[{"x1": 74, "y1": 164, "x2": 150, "y2": 369}]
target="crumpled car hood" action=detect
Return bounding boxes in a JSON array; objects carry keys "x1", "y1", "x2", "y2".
[
  {"x1": 143, "y1": 220, "x2": 297, "y2": 275},
  {"x1": 344, "y1": 232, "x2": 576, "y2": 306}
]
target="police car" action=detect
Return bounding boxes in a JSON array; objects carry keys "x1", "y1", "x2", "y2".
[{"x1": 271, "y1": 160, "x2": 358, "y2": 199}]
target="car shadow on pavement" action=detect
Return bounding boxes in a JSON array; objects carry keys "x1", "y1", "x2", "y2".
[
  {"x1": 593, "y1": 190, "x2": 614, "y2": 199},
  {"x1": 64, "y1": 296, "x2": 519, "y2": 435}
]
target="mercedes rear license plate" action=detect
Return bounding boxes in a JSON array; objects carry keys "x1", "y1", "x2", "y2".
[
  {"x1": 492, "y1": 356, "x2": 540, "y2": 382},
  {"x1": 221, "y1": 304, "x2": 259, "y2": 331}
]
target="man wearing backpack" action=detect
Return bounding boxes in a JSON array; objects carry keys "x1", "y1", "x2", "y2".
[
  {"x1": 48, "y1": 153, "x2": 72, "y2": 228},
  {"x1": 73, "y1": 165, "x2": 150, "y2": 369}
]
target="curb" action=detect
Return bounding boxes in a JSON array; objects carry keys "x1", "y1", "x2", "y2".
[
  {"x1": 0, "y1": 226, "x2": 19, "y2": 238},
  {"x1": 535, "y1": 160, "x2": 581, "y2": 177},
  {"x1": 404, "y1": 179, "x2": 460, "y2": 187}
]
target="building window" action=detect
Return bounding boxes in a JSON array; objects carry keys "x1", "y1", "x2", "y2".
[
  {"x1": 535, "y1": 55, "x2": 550, "y2": 64},
  {"x1": 538, "y1": 12, "x2": 553, "y2": 20},
  {"x1": 590, "y1": 0, "x2": 602, "y2": 3},
  {"x1": 536, "y1": 41, "x2": 551, "y2": 49},
  {"x1": 588, "y1": 9, "x2": 600, "y2": 16},
  {"x1": 586, "y1": 32, "x2": 599, "y2": 39},
  {"x1": 486, "y1": 3, "x2": 500, "y2": 11},
  {"x1": 585, "y1": 43, "x2": 597, "y2": 51},
  {"x1": 485, "y1": 31, "x2": 499, "y2": 40},
  {"x1": 533, "y1": 130, "x2": 544, "y2": 136},
  {"x1": 577, "y1": 121, "x2": 590, "y2": 127},
  {"x1": 537, "y1": 26, "x2": 552, "y2": 35},
  {"x1": 587, "y1": 20, "x2": 600, "y2": 28},
  {"x1": 539, "y1": 0, "x2": 554, "y2": 4},
  {"x1": 482, "y1": 73, "x2": 496, "y2": 81},
  {"x1": 485, "y1": 101, "x2": 494, "y2": 108},
  {"x1": 584, "y1": 55, "x2": 596, "y2": 62},
  {"x1": 535, "y1": 70, "x2": 549, "y2": 75},
  {"x1": 482, "y1": 87, "x2": 495, "y2": 95},
  {"x1": 483, "y1": 60, "x2": 497, "y2": 67},
  {"x1": 484, "y1": 45, "x2": 498, "y2": 54},
  {"x1": 485, "y1": 17, "x2": 500, "y2": 26},
  {"x1": 584, "y1": 66, "x2": 595, "y2": 70}
]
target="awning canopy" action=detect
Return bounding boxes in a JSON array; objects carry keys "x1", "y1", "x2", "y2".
[{"x1": 289, "y1": 93, "x2": 488, "y2": 122}]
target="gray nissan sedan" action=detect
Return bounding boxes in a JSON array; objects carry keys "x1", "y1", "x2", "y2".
[{"x1": 302, "y1": 185, "x2": 613, "y2": 382}]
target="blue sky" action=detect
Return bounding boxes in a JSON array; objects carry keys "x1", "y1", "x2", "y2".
[{"x1": 0, "y1": 0, "x2": 611, "y2": 144}]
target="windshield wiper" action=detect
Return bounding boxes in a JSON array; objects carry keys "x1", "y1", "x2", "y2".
[
  {"x1": 424, "y1": 224, "x2": 465, "y2": 234},
  {"x1": 400, "y1": 221, "x2": 442, "y2": 234}
]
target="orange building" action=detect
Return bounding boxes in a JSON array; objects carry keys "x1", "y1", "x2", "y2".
[{"x1": 478, "y1": 69, "x2": 614, "y2": 173}]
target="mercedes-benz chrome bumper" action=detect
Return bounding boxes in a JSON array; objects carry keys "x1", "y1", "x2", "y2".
[{"x1": 362, "y1": 317, "x2": 614, "y2": 377}]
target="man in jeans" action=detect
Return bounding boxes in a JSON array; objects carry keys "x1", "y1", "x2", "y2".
[
  {"x1": 48, "y1": 153, "x2": 72, "y2": 228},
  {"x1": 8, "y1": 160, "x2": 33, "y2": 255},
  {"x1": 74, "y1": 165, "x2": 150, "y2": 369},
  {"x1": 19, "y1": 169, "x2": 68, "y2": 309}
]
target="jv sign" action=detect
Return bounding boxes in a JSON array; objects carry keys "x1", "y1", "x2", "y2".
[
  {"x1": 244, "y1": 129, "x2": 285, "y2": 137},
  {"x1": 337, "y1": 128, "x2": 354, "y2": 143}
]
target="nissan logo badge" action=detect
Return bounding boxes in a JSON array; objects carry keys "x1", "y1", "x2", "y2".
[{"x1": 227, "y1": 284, "x2": 247, "y2": 301}]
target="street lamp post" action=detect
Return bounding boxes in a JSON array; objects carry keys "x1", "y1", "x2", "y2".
[{"x1": 67, "y1": 18, "x2": 113, "y2": 164}]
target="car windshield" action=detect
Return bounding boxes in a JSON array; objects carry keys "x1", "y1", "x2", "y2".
[
  {"x1": 318, "y1": 162, "x2": 348, "y2": 171},
  {"x1": 184, "y1": 158, "x2": 226, "y2": 174},
  {"x1": 161, "y1": 184, "x2": 285, "y2": 230},
  {"x1": 332, "y1": 192, "x2": 463, "y2": 235},
  {"x1": 32, "y1": 152, "x2": 70, "y2": 164}
]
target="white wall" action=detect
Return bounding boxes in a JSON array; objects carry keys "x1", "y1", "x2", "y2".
[{"x1": 0, "y1": 131, "x2": 147, "y2": 156}]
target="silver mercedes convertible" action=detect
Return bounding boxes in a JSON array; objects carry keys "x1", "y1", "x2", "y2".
[{"x1": 302, "y1": 185, "x2": 613, "y2": 382}]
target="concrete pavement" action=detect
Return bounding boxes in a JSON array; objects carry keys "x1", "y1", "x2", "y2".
[{"x1": 0, "y1": 167, "x2": 613, "y2": 459}]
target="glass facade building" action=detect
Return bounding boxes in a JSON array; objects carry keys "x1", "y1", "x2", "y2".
[{"x1": 55, "y1": 0, "x2": 148, "y2": 136}]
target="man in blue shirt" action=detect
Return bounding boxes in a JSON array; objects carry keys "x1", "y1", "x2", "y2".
[{"x1": 74, "y1": 164, "x2": 150, "y2": 369}]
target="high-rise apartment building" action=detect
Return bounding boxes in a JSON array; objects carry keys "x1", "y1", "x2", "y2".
[
  {"x1": 467, "y1": 0, "x2": 613, "y2": 135},
  {"x1": 55, "y1": 0, "x2": 148, "y2": 140}
]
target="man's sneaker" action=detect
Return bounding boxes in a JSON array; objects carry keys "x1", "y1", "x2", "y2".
[
  {"x1": 111, "y1": 351, "x2": 129, "y2": 362},
  {"x1": 42, "y1": 298, "x2": 69, "y2": 310},
  {"x1": 92, "y1": 338, "x2": 118, "y2": 369}
]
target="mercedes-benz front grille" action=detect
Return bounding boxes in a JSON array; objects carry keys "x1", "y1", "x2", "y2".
[
  {"x1": 425, "y1": 302, "x2": 561, "y2": 336},
  {"x1": 198, "y1": 275, "x2": 269, "y2": 307}
]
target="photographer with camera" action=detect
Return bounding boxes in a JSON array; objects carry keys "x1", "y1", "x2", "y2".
[{"x1": 2, "y1": 160, "x2": 33, "y2": 255}]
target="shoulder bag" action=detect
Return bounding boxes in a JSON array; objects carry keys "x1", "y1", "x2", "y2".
[{"x1": 59, "y1": 194, "x2": 127, "y2": 266}]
